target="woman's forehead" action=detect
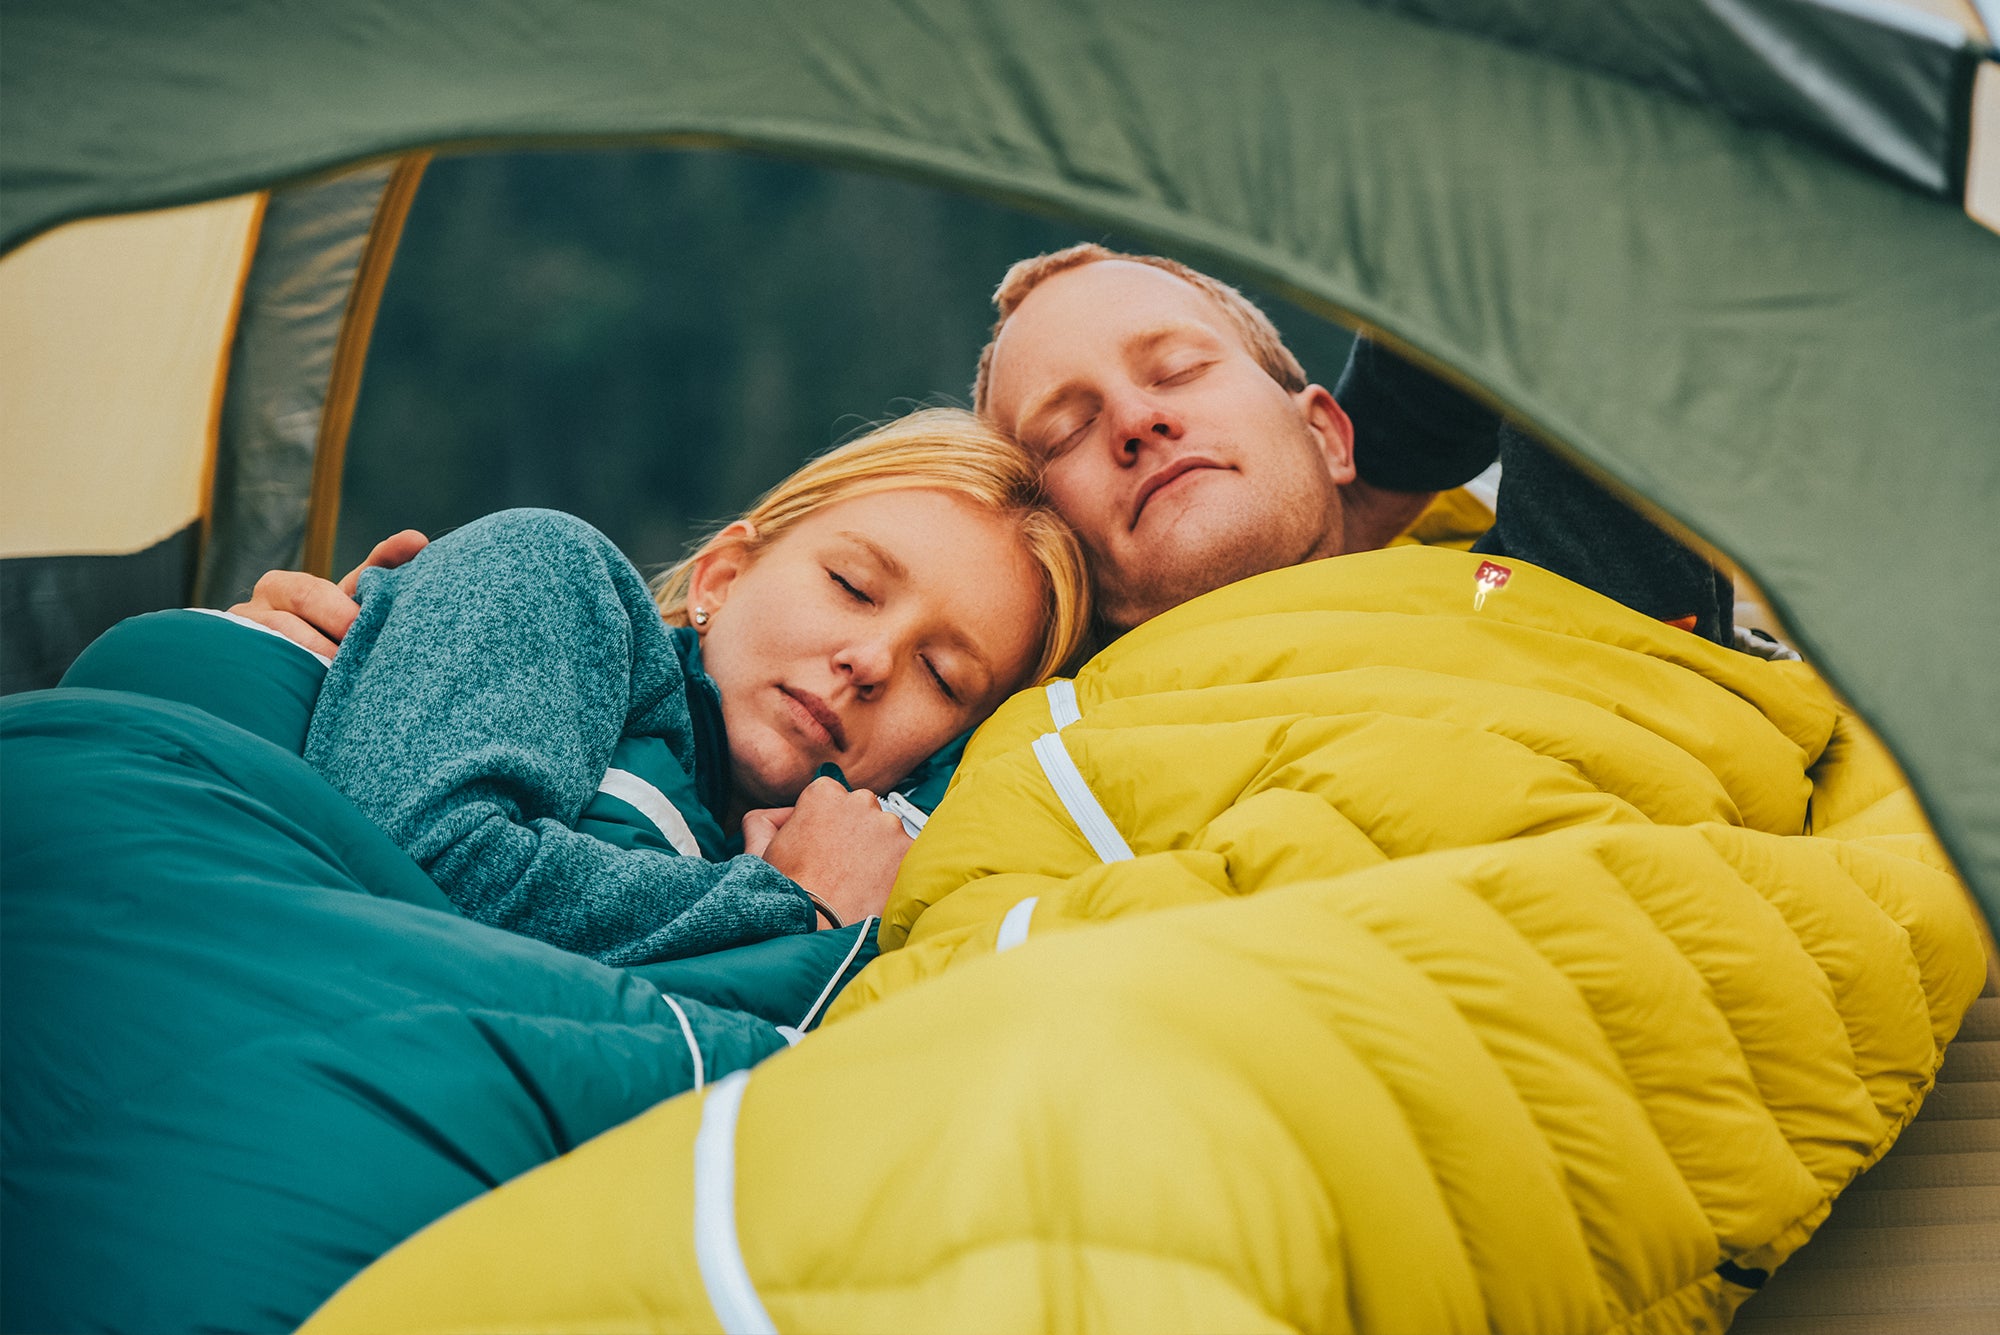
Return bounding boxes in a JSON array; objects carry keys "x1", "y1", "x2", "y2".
[{"x1": 787, "y1": 488, "x2": 987, "y2": 543}]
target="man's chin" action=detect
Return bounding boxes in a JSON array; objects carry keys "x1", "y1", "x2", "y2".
[
  {"x1": 1102, "y1": 540, "x2": 1296, "y2": 630},
  {"x1": 1096, "y1": 555, "x2": 1280, "y2": 635}
]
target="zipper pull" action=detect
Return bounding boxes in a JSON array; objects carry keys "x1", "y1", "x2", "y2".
[{"x1": 878, "y1": 790, "x2": 929, "y2": 839}]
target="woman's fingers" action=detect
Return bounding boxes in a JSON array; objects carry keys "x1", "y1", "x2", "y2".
[
  {"x1": 758, "y1": 781, "x2": 911, "y2": 925},
  {"x1": 739, "y1": 806, "x2": 794, "y2": 858},
  {"x1": 229, "y1": 570, "x2": 360, "y2": 654},
  {"x1": 338, "y1": 529, "x2": 429, "y2": 596},
  {"x1": 251, "y1": 611, "x2": 341, "y2": 661}
]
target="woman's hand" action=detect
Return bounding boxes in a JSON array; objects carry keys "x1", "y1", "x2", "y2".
[
  {"x1": 746, "y1": 777, "x2": 911, "y2": 926},
  {"x1": 226, "y1": 530, "x2": 429, "y2": 658}
]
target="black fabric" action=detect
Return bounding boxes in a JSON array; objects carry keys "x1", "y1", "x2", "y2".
[
  {"x1": 1474, "y1": 424, "x2": 1735, "y2": 644},
  {"x1": 1716, "y1": 1259, "x2": 1770, "y2": 1290},
  {"x1": 1338, "y1": 334, "x2": 1502, "y2": 492},
  {"x1": 1337, "y1": 339, "x2": 1734, "y2": 644},
  {"x1": 0, "y1": 525, "x2": 199, "y2": 695}
]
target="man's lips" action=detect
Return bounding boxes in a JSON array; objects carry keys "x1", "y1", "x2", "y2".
[
  {"x1": 780, "y1": 686, "x2": 848, "y2": 752},
  {"x1": 1131, "y1": 457, "x2": 1226, "y2": 529}
]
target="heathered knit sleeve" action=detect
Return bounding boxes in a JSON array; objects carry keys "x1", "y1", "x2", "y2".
[{"x1": 303, "y1": 509, "x2": 816, "y2": 965}]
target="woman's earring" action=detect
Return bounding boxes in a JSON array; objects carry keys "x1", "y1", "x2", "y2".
[{"x1": 692, "y1": 606, "x2": 710, "y2": 627}]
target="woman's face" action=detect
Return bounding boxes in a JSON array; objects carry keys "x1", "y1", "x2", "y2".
[{"x1": 689, "y1": 489, "x2": 1046, "y2": 809}]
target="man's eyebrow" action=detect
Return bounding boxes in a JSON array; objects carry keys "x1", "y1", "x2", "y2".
[
  {"x1": 833, "y1": 532, "x2": 910, "y2": 582},
  {"x1": 1124, "y1": 322, "x2": 1217, "y2": 361}
]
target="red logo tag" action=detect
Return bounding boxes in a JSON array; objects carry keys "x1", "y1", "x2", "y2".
[{"x1": 1473, "y1": 560, "x2": 1512, "y2": 610}]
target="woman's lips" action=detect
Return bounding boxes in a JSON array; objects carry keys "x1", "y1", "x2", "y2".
[{"x1": 779, "y1": 686, "x2": 847, "y2": 752}]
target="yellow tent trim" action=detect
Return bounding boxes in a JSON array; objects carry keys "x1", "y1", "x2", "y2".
[{"x1": 300, "y1": 154, "x2": 430, "y2": 577}]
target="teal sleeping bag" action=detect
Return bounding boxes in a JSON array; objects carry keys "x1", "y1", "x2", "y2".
[{"x1": 0, "y1": 611, "x2": 879, "y2": 1332}]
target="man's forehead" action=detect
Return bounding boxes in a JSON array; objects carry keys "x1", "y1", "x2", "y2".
[
  {"x1": 989, "y1": 261, "x2": 1237, "y2": 421},
  {"x1": 1006, "y1": 261, "x2": 1228, "y2": 345}
]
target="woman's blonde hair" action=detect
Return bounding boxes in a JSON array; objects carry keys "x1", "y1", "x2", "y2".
[{"x1": 651, "y1": 407, "x2": 1090, "y2": 686}]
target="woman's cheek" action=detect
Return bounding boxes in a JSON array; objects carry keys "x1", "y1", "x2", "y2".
[{"x1": 884, "y1": 708, "x2": 956, "y2": 787}]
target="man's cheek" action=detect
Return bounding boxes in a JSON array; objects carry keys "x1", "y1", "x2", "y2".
[{"x1": 1042, "y1": 465, "x2": 1102, "y2": 524}]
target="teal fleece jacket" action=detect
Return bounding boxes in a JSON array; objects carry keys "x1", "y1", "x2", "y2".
[{"x1": 303, "y1": 508, "x2": 816, "y2": 964}]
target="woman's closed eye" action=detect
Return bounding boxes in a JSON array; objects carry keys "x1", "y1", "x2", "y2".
[
  {"x1": 921, "y1": 654, "x2": 960, "y2": 704},
  {"x1": 828, "y1": 569, "x2": 874, "y2": 604}
]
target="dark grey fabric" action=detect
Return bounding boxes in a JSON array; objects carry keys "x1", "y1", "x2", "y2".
[
  {"x1": 0, "y1": 525, "x2": 198, "y2": 694},
  {"x1": 1366, "y1": 0, "x2": 1985, "y2": 198},
  {"x1": 1338, "y1": 335, "x2": 1503, "y2": 492},
  {"x1": 194, "y1": 166, "x2": 392, "y2": 607}
]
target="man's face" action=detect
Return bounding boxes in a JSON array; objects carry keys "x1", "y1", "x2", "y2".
[{"x1": 984, "y1": 261, "x2": 1356, "y2": 630}]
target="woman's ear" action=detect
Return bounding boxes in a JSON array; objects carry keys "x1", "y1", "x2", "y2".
[{"x1": 686, "y1": 521, "x2": 759, "y2": 630}]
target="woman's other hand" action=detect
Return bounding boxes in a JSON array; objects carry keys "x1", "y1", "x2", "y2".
[
  {"x1": 226, "y1": 530, "x2": 429, "y2": 658},
  {"x1": 753, "y1": 777, "x2": 910, "y2": 925},
  {"x1": 738, "y1": 805, "x2": 791, "y2": 858}
]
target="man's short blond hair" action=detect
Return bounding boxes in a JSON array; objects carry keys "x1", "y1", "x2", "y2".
[{"x1": 971, "y1": 243, "x2": 1308, "y2": 415}]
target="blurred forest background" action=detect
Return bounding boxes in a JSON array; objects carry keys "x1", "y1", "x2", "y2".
[{"x1": 338, "y1": 148, "x2": 1357, "y2": 576}]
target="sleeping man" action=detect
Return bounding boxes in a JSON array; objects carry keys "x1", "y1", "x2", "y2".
[{"x1": 971, "y1": 243, "x2": 1739, "y2": 645}]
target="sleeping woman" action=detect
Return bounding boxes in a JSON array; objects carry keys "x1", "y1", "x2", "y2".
[{"x1": 301, "y1": 408, "x2": 1089, "y2": 965}]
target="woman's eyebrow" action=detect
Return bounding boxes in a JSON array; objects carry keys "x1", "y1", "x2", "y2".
[{"x1": 833, "y1": 532, "x2": 909, "y2": 582}]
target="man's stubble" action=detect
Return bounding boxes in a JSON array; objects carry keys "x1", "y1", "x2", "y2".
[{"x1": 1092, "y1": 450, "x2": 1344, "y2": 632}]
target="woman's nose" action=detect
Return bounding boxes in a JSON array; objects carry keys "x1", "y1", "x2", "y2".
[{"x1": 833, "y1": 636, "x2": 895, "y2": 697}]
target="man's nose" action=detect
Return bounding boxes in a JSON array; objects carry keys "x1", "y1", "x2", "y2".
[{"x1": 1111, "y1": 395, "x2": 1184, "y2": 460}]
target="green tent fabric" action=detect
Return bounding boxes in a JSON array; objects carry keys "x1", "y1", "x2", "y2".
[
  {"x1": 1371, "y1": 0, "x2": 1989, "y2": 197},
  {"x1": 4, "y1": 0, "x2": 1997, "y2": 928}
]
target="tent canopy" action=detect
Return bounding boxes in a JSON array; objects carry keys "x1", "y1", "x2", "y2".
[{"x1": 4, "y1": 0, "x2": 1997, "y2": 925}]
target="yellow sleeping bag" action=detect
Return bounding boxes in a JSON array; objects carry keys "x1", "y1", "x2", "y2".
[{"x1": 305, "y1": 546, "x2": 1987, "y2": 1334}]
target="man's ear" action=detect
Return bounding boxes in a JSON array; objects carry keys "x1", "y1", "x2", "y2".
[
  {"x1": 1298, "y1": 384, "x2": 1357, "y2": 485},
  {"x1": 686, "y1": 521, "x2": 759, "y2": 627}
]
